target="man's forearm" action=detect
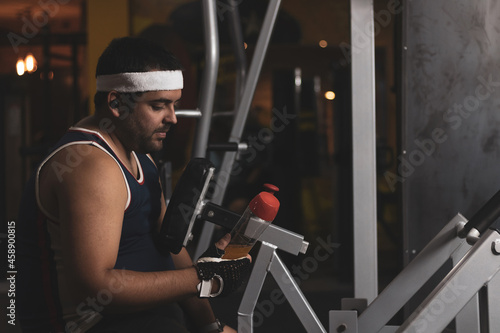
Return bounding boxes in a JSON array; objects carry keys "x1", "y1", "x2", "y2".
[{"x1": 77, "y1": 266, "x2": 200, "y2": 313}]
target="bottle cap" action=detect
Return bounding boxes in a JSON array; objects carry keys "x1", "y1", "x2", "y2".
[{"x1": 249, "y1": 184, "x2": 280, "y2": 221}]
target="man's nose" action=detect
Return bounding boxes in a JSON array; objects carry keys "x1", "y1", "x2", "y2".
[{"x1": 165, "y1": 108, "x2": 177, "y2": 124}]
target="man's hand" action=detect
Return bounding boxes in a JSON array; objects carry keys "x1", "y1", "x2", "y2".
[{"x1": 195, "y1": 234, "x2": 252, "y2": 297}]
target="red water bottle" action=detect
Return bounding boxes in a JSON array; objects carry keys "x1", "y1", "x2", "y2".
[{"x1": 222, "y1": 184, "x2": 280, "y2": 259}]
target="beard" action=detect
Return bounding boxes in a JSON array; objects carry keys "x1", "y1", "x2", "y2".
[
  {"x1": 131, "y1": 131, "x2": 166, "y2": 154},
  {"x1": 117, "y1": 119, "x2": 170, "y2": 154},
  {"x1": 136, "y1": 136, "x2": 164, "y2": 154}
]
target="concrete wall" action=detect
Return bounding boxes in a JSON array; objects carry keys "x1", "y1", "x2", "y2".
[{"x1": 401, "y1": 0, "x2": 500, "y2": 260}]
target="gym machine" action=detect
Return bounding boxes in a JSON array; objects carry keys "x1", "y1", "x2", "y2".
[
  {"x1": 164, "y1": 0, "x2": 500, "y2": 332},
  {"x1": 165, "y1": 0, "x2": 327, "y2": 331},
  {"x1": 164, "y1": 0, "x2": 372, "y2": 331},
  {"x1": 160, "y1": 155, "x2": 500, "y2": 333}
]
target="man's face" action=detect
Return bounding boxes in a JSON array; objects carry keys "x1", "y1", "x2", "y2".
[{"x1": 117, "y1": 89, "x2": 181, "y2": 153}]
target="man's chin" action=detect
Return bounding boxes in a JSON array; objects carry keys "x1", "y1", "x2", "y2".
[{"x1": 137, "y1": 141, "x2": 164, "y2": 154}]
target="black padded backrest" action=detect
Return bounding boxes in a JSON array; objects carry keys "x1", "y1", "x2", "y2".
[{"x1": 157, "y1": 158, "x2": 214, "y2": 254}]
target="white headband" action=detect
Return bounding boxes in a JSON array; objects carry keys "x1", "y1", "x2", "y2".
[{"x1": 96, "y1": 70, "x2": 183, "y2": 92}]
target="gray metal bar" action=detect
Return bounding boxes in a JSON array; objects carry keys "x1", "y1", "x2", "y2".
[
  {"x1": 238, "y1": 242, "x2": 276, "y2": 333},
  {"x1": 194, "y1": 0, "x2": 281, "y2": 259},
  {"x1": 226, "y1": 0, "x2": 247, "y2": 109},
  {"x1": 259, "y1": 224, "x2": 309, "y2": 256},
  {"x1": 227, "y1": 0, "x2": 280, "y2": 145},
  {"x1": 192, "y1": 0, "x2": 219, "y2": 158},
  {"x1": 455, "y1": 295, "x2": 480, "y2": 333},
  {"x1": 397, "y1": 229, "x2": 500, "y2": 333},
  {"x1": 452, "y1": 235, "x2": 480, "y2": 333},
  {"x1": 237, "y1": 241, "x2": 324, "y2": 333},
  {"x1": 175, "y1": 109, "x2": 202, "y2": 118},
  {"x1": 357, "y1": 214, "x2": 469, "y2": 333},
  {"x1": 487, "y1": 269, "x2": 500, "y2": 332},
  {"x1": 350, "y1": 0, "x2": 378, "y2": 303},
  {"x1": 269, "y1": 251, "x2": 326, "y2": 333}
]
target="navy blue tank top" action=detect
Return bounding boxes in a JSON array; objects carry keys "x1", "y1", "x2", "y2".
[{"x1": 17, "y1": 127, "x2": 174, "y2": 332}]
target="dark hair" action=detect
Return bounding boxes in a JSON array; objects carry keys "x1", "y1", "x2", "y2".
[{"x1": 93, "y1": 37, "x2": 184, "y2": 109}]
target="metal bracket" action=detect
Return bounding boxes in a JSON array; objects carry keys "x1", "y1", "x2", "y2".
[
  {"x1": 329, "y1": 310, "x2": 357, "y2": 333},
  {"x1": 237, "y1": 231, "x2": 324, "y2": 333}
]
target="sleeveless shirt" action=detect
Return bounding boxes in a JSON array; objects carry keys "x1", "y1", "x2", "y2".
[{"x1": 17, "y1": 127, "x2": 174, "y2": 333}]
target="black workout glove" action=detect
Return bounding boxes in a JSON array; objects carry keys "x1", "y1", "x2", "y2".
[{"x1": 195, "y1": 244, "x2": 251, "y2": 297}]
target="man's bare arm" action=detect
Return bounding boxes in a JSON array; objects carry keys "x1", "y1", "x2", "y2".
[{"x1": 45, "y1": 147, "x2": 200, "y2": 312}]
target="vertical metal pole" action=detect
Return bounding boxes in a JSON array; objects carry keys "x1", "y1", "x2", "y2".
[
  {"x1": 350, "y1": 0, "x2": 378, "y2": 303},
  {"x1": 192, "y1": 0, "x2": 220, "y2": 158},
  {"x1": 226, "y1": 0, "x2": 247, "y2": 109},
  {"x1": 194, "y1": 0, "x2": 281, "y2": 259},
  {"x1": 224, "y1": 0, "x2": 281, "y2": 160},
  {"x1": 237, "y1": 242, "x2": 275, "y2": 333}
]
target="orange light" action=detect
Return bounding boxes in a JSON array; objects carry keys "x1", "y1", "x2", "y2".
[
  {"x1": 319, "y1": 40, "x2": 328, "y2": 48},
  {"x1": 16, "y1": 58, "x2": 25, "y2": 76},
  {"x1": 25, "y1": 53, "x2": 37, "y2": 73},
  {"x1": 325, "y1": 91, "x2": 336, "y2": 100}
]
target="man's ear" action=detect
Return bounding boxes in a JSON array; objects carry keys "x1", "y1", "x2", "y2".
[{"x1": 107, "y1": 91, "x2": 120, "y2": 114}]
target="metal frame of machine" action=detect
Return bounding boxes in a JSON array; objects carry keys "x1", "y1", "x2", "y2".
[{"x1": 170, "y1": 1, "x2": 500, "y2": 332}]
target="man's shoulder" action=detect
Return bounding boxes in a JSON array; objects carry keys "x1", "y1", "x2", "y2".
[
  {"x1": 38, "y1": 143, "x2": 129, "y2": 221},
  {"x1": 42, "y1": 143, "x2": 124, "y2": 185}
]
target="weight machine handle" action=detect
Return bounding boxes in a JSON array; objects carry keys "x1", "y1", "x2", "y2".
[
  {"x1": 458, "y1": 189, "x2": 500, "y2": 238},
  {"x1": 207, "y1": 142, "x2": 248, "y2": 152},
  {"x1": 200, "y1": 201, "x2": 240, "y2": 230}
]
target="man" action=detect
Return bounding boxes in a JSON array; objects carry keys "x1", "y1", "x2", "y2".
[{"x1": 17, "y1": 37, "x2": 250, "y2": 333}]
